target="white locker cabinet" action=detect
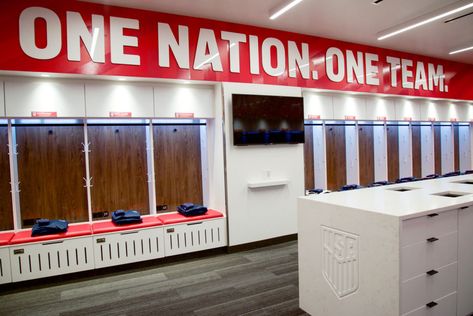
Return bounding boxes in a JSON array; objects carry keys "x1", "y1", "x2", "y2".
[
  {"x1": 9, "y1": 237, "x2": 94, "y2": 282},
  {"x1": 421, "y1": 124, "x2": 435, "y2": 177},
  {"x1": 93, "y1": 227, "x2": 165, "y2": 269},
  {"x1": 345, "y1": 124, "x2": 359, "y2": 184},
  {"x1": 395, "y1": 99, "x2": 421, "y2": 121},
  {"x1": 440, "y1": 125, "x2": 454, "y2": 174},
  {"x1": 303, "y1": 91, "x2": 334, "y2": 120},
  {"x1": 332, "y1": 94, "x2": 366, "y2": 120},
  {"x1": 164, "y1": 218, "x2": 226, "y2": 257},
  {"x1": 398, "y1": 124, "x2": 413, "y2": 178},
  {"x1": 0, "y1": 81, "x2": 5, "y2": 117},
  {"x1": 373, "y1": 124, "x2": 387, "y2": 181},
  {"x1": 313, "y1": 125, "x2": 327, "y2": 189},
  {"x1": 154, "y1": 83, "x2": 214, "y2": 118},
  {"x1": 459, "y1": 125, "x2": 471, "y2": 171},
  {"x1": 85, "y1": 82, "x2": 154, "y2": 117},
  {"x1": 365, "y1": 96, "x2": 396, "y2": 121},
  {"x1": 0, "y1": 247, "x2": 11, "y2": 284},
  {"x1": 5, "y1": 78, "x2": 86, "y2": 117}
]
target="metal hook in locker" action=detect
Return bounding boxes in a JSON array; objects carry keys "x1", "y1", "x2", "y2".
[
  {"x1": 83, "y1": 177, "x2": 93, "y2": 188},
  {"x1": 81, "y1": 142, "x2": 91, "y2": 153}
]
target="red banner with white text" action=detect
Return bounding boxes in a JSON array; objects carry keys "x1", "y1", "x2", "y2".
[{"x1": 0, "y1": 0, "x2": 472, "y2": 101}]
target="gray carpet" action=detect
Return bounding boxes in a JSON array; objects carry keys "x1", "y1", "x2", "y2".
[{"x1": 0, "y1": 241, "x2": 308, "y2": 316}]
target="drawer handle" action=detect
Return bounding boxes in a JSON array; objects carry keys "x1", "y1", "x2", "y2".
[
  {"x1": 427, "y1": 237, "x2": 439, "y2": 243},
  {"x1": 166, "y1": 228, "x2": 175, "y2": 233},
  {"x1": 426, "y1": 269, "x2": 439, "y2": 276},
  {"x1": 427, "y1": 213, "x2": 439, "y2": 217},
  {"x1": 426, "y1": 301, "x2": 438, "y2": 308},
  {"x1": 96, "y1": 238, "x2": 106, "y2": 243}
]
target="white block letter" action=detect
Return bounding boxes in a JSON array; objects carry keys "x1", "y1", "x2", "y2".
[
  {"x1": 221, "y1": 31, "x2": 246, "y2": 73},
  {"x1": 249, "y1": 35, "x2": 260, "y2": 75},
  {"x1": 194, "y1": 28, "x2": 223, "y2": 71},
  {"x1": 414, "y1": 61, "x2": 428, "y2": 90},
  {"x1": 386, "y1": 56, "x2": 400, "y2": 87},
  {"x1": 158, "y1": 23, "x2": 189, "y2": 69},
  {"x1": 326, "y1": 47, "x2": 345, "y2": 83},
  {"x1": 288, "y1": 41, "x2": 309, "y2": 79},
  {"x1": 401, "y1": 59, "x2": 413, "y2": 89},
  {"x1": 19, "y1": 7, "x2": 61, "y2": 60},
  {"x1": 110, "y1": 17, "x2": 140, "y2": 65},
  {"x1": 428, "y1": 63, "x2": 445, "y2": 92},
  {"x1": 262, "y1": 37, "x2": 285, "y2": 76},
  {"x1": 346, "y1": 50, "x2": 364, "y2": 84},
  {"x1": 365, "y1": 53, "x2": 379, "y2": 86},
  {"x1": 67, "y1": 12, "x2": 105, "y2": 63}
]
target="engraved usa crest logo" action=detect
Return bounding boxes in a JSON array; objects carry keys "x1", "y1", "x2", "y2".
[{"x1": 321, "y1": 225, "x2": 359, "y2": 298}]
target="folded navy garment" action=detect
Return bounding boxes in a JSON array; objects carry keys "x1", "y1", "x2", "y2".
[
  {"x1": 340, "y1": 184, "x2": 362, "y2": 191},
  {"x1": 112, "y1": 210, "x2": 142, "y2": 225},
  {"x1": 395, "y1": 177, "x2": 417, "y2": 183},
  {"x1": 31, "y1": 219, "x2": 68, "y2": 237},
  {"x1": 177, "y1": 203, "x2": 208, "y2": 217},
  {"x1": 424, "y1": 174, "x2": 440, "y2": 179},
  {"x1": 442, "y1": 171, "x2": 461, "y2": 177},
  {"x1": 308, "y1": 189, "x2": 324, "y2": 194},
  {"x1": 368, "y1": 181, "x2": 393, "y2": 187}
]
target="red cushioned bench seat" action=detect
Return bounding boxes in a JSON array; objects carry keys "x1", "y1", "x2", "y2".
[
  {"x1": 158, "y1": 209, "x2": 224, "y2": 225},
  {"x1": 0, "y1": 232, "x2": 14, "y2": 246},
  {"x1": 92, "y1": 216, "x2": 163, "y2": 234},
  {"x1": 9, "y1": 223, "x2": 92, "y2": 245}
]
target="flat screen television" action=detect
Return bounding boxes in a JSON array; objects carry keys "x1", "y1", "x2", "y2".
[{"x1": 232, "y1": 94, "x2": 304, "y2": 146}]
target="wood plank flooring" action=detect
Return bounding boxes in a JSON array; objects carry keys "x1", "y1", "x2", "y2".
[{"x1": 0, "y1": 241, "x2": 307, "y2": 316}]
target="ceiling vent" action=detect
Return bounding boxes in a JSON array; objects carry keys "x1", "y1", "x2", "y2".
[{"x1": 444, "y1": 11, "x2": 473, "y2": 23}]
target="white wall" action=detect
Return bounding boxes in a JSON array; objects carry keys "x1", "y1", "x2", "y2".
[
  {"x1": 154, "y1": 83, "x2": 214, "y2": 118},
  {"x1": 333, "y1": 95, "x2": 366, "y2": 120},
  {"x1": 421, "y1": 124, "x2": 435, "y2": 177},
  {"x1": 373, "y1": 124, "x2": 387, "y2": 181},
  {"x1": 85, "y1": 82, "x2": 154, "y2": 117},
  {"x1": 4, "y1": 78, "x2": 86, "y2": 117},
  {"x1": 303, "y1": 91, "x2": 333, "y2": 120},
  {"x1": 441, "y1": 124, "x2": 454, "y2": 173},
  {"x1": 365, "y1": 96, "x2": 396, "y2": 121},
  {"x1": 398, "y1": 123, "x2": 412, "y2": 178},
  {"x1": 345, "y1": 124, "x2": 359, "y2": 184},
  {"x1": 0, "y1": 82, "x2": 4, "y2": 117},
  {"x1": 395, "y1": 99, "x2": 421, "y2": 121},
  {"x1": 313, "y1": 124, "x2": 327, "y2": 189},
  {"x1": 459, "y1": 125, "x2": 471, "y2": 171},
  {"x1": 222, "y1": 83, "x2": 304, "y2": 246}
]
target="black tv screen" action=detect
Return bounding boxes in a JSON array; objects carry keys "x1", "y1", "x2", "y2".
[{"x1": 232, "y1": 94, "x2": 304, "y2": 146}]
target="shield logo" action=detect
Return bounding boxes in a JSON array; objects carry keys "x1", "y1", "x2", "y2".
[{"x1": 321, "y1": 225, "x2": 359, "y2": 298}]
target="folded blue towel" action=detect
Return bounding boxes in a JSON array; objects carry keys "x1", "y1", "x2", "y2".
[
  {"x1": 31, "y1": 219, "x2": 68, "y2": 237},
  {"x1": 112, "y1": 210, "x2": 142, "y2": 225},
  {"x1": 177, "y1": 203, "x2": 208, "y2": 217}
]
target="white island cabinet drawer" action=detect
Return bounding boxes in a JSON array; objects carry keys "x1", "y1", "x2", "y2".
[
  {"x1": 401, "y1": 231, "x2": 457, "y2": 280},
  {"x1": 402, "y1": 291, "x2": 456, "y2": 316},
  {"x1": 401, "y1": 209, "x2": 458, "y2": 246},
  {"x1": 401, "y1": 262, "x2": 457, "y2": 314}
]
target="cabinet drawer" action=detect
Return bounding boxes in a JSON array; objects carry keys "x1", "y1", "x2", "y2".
[
  {"x1": 401, "y1": 231, "x2": 457, "y2": 280},
  {"x1": 401, "y1": 209, "x2": 457, "y2": 246},
  {"x1": 402, "y1": 291, "x2": 456, "y2": 316},
  {"x1": 401, "y1": 262, "x2": 457, "y2": 314},
  {"x1": 0, "y1": 247, "x2": 11, "y2": 284}
]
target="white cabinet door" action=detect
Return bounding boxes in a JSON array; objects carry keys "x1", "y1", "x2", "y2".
[
  {"x1": 332, "y1": 94, "x2": 366, "y2": 120},
  {"x1": 154, "y1": 83, "x2": 214, "y2": 118},
  {"x1": 86, "y1": 82, "x2": 154, "y2": 118},
  {"x1": 395, "y1": 99, "x2": 421, "y2": 121},
  {"x1": 5, "y1": 78, "x2": 86, "y2": 117},
  {"x1": 458, "y1": 205, "x2": 473, "y2": 316},
  {"x1": 365, "y1": 96, "x2": 395, "y2": 121},
  {"x1": 0, "y1": 247, "x2": 11, "y2": 284},
  {"x1": 303, "y1": 91, "x2": 333, "y2": 120}
]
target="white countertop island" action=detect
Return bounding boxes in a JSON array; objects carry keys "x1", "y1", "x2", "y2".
[{"x1": 298, "y1": 175, "x2": 473, "y2": 316}]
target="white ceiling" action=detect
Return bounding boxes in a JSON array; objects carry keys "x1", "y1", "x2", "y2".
[{"x1": 84, "y1": 0, "x2": 473, "y2": 64}]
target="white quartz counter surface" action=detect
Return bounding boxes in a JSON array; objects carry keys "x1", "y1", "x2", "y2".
[{"x1": 300, "y1": 175, "x2": 473, "y2": 219}]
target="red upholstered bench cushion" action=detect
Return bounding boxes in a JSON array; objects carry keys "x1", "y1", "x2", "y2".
[
  {"x1": 0, "y1": 232, "x2": 14, "y2": 246},
  {"x1": 158, "y1": 209, "x2": 224, "y2": 225},
  {"x1": 10, "y1": 223, "x2": 92, "y2": 245},
  {"x1": 92, "y1": 216, "x2": 163, "y2": 234}
]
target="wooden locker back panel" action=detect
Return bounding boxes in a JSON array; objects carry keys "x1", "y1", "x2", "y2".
[
  {"x1": 16, "y1": 126, "x2": 88, "y2": 226},
  {"x1": 411, "y1": 125, "x2": 422, "y2": 179},
  {"x1": 88, "y1": 125, "x2": 149, "y2": 218},
  {"x1": 304, "y1": 125, "x2": 315, "y2": 190},
  {"x1": 325, "y1": 125, "x2": 346, "y2": 191},
  {"x1": 0, "y1": 126, "x2": 13, "y2": 231},
  {"x1": 358, "y1": 125, "x2": 374, "y2": 186},
  {"x1": 454, "y1": 125, "x2": 460, "y2": 172},
  {"x1": 387, "y1": 125, "x2": 400, "y2": 182},
  {"x1": 434, "y1": 125, "x2": 442, "y2": 175},
  {"x1": 154, "y1": 125, "x2": 203, "y2": 212}
]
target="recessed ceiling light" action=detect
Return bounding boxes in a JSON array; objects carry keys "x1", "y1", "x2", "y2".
[
  {"x1": 40, "y1": 74, "x2": 50, "y2": 77},
  {"x1": 449, "y1": 45, "x2": 473, "y2": 55},
  {"x1": 378, "y1": 1, "x2": 473, "y2": 40},
  {"x1": 269, "y1": 0, "x2": 303, "y2": 20},
  {"x1": 118, "y1": 77, "x2": 127, "y2": 81}
]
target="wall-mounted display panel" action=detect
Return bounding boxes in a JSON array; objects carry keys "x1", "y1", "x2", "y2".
[
  {"x1": 85, "y1": 83, "x2": 154, "y2": 118},
  {"x1": 303, "y1": 92, "x2": 333, "y2": 120},
  {"x1": 88, "y1": 121, "x2": 149, "y2": 219},
  {"x1": 0, "y1": 123, "x2": 13, "y2": 231},
  {"x1": 154, "y1": 123, "x2": 203, "y2": 212},
  {"x1": 15, "y1": 122, "x2": 88, "y2": 227},
  {"x1": 420, "y1": 100, "x2": 449, "y2": 122},
  {"x1": 394, "y1": 99, "x2": 421, "y2": 121},
  {"x1": 365, "y1": 97, "x2": 395, "y2": 121},
  {"x1": 5, "y1": 79, "x2": 86, "y2": 117},
  {"x1": 0, "y1": 82, "x2": 4, "y2": 117},
  {"x1": 154, "y1": 84, "x2": 214, "y2": 118},
  {"x1": 332, "y1": 95, "x2": 366, "y2": 121}
]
